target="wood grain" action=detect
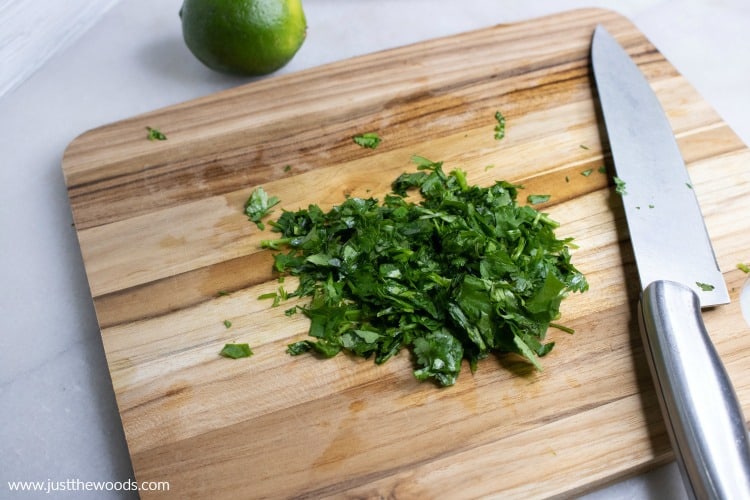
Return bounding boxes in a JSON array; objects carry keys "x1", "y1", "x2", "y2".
[{"x1": 62, "y1": 9, "x2": 750, "y2": 499}]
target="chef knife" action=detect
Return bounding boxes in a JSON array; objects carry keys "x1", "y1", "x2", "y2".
[{"x1": 591, "y1": 25, "x2": 750, "y2": 498}]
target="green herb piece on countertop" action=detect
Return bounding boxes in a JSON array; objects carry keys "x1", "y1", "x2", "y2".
[
  {"x1": 223, "y1": 320, "x2": 232, "y2": 328},
  {"x1": 696, "y1": 282, "x2": 715, "y2": 292},
  {"x1": 352, "y1": 132, "x2": 381, "y2": 149},
  {"x1": 146, "y1": 126, "x2": 167, "y2": 141},
  {"x1": 494, "y1": 111, "x2": 506, "y2": 140},
  {"x1": 258, "y1": 156, "x2": 588, "y2": 386},
  {"x1": 737, "y1": 263, "x2": 750, "y2": 274},
  {"x1": 220, "y1": 343, "x2": 253, "y2": 359},
  {"x1": 581, "y1": 169, "x2": 593, "y2": 177},
  {"x1": 613, "y1": 176, "x2": 627, "y2": 195},
  {"x1": 245, "y1": 186, "x2": 280, "y2": 230}
]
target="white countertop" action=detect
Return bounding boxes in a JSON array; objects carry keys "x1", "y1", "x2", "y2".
[{"x1": 1, "y1": 0, "x2": 749, "y2": 497}]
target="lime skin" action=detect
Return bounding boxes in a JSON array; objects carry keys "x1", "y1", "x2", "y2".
[{"x1": 180, "y1": 0, "x2": 307, "y2": 76}]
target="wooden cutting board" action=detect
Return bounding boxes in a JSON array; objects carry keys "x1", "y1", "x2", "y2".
[{"x1": 62, "y1": 8, "x2": 750, "y2": 499}]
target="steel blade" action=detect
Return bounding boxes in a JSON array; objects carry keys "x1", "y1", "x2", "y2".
[{"x1": 591, "y1": 25, "x2": 728, "y2": 307}]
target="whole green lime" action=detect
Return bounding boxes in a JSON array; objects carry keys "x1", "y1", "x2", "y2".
[{"x1": 180, "y1": 0, "x2": 307, "y2": 76}]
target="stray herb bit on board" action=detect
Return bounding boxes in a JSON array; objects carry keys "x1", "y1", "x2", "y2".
[
  {"x1": 613, "y1": 176, "x2": 627, "y2": 195},
  {"x1": 146, "y1": 126, "x2": 167, "y2": 141},
  {"x1": 220, "y1": 343, "x2": 253, "y2": 359},
  {"x1": 696, "y1": 282, "x2": 715, "y2": 292},
  {"x1": 581, "y1": 169, "x2": 593, "y2": 177},
  {"x1": 352, "y1": 132, "x2": 381, "y2": 149},
  {"x1": 256, "y1": 156, "x2": 588, "y2": 387},
  {"x1": 527, "y1": 194, "x2": 551, "y2": 205},
  {"x1": 598, "y1": 166, "x2": 607, "y2": 174},
  {"x1": 494, "y1": 111, "x2": 506, "y2": 140},
  {"x1": 738, "y1": 263, "x2": 750, "y2": 274},
  {"x1": 217, "y1": 290, "x2": 231, "y2": 297},
  {"x1": 244, "y1": 186, "x2": 280, "y2": 230},
  {"x1": 223, "y1": 320, "x2": 232, "y2": 328}
]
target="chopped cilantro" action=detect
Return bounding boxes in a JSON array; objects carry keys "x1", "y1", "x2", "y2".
[
  {"x1": 579, "y1": 144, "x2": 590, "y2": 150},
  {"x1": 494, "y1": 111, "x2": 506, "y2": 140},
  {"x1": 258, "y1": 156, "x2": 587, "y2": 386},
  {"x1": 352, "y1": 132, "x2": 381, "y2": 149},
  {"x1": 613, "y1": 176, "x2": 627, "y2": 195},
  {"x1": 220, "y1": 343, "x2": 253, "y2": 359},
  {"x1": 581, "y1": 169, "x2": 593, "y2": 177},
  {"x1": 527, "y1": 194, "x2": 551, "y2": 205},
  {"x1": 598, "y1": 166, "x2": 607, "y2": 174},
  {"x1": 223, "y1": 320, "x2": 232, "y2": 328},
  {"x1": 146, "y1": 126, "x2": 167, "y2": 141},
  {"x1": 737, "y1": 263, "x2": 750, "y2": 274},
  {"x1": 696, "y1": 282, "x2": 715, "y2": 292},
  {"x1": 244, "y1": 186, "x2": 280, "y2": 230},
  {"x1": 686, "y1": 182, "x2": 693, "y2": 189}
]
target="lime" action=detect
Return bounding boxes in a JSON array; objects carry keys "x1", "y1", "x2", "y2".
[{"x1": 180, "y1": 0, "x2": 307, "y2": 76}]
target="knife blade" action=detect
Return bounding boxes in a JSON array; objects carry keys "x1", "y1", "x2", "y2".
[{"x1": 591, "y1": 25, "x2": 750, "y2": 499}]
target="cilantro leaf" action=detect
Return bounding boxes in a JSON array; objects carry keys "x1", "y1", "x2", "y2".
[
  {"x1": 494, "y1": 111, "x2": 506, "y2": 140},
  {"x1": 146, "y1": 126, "x2": 167, "y2": 141},
  {"x1": 220, "y1": 343, "x2": 253, "y2": 359},
  {"x1": 527, "y1": 194, "x2": 551, "y2": 205},
  {"x1": 244, "y1": 187, "x2": 280, "y2": 229},
  {"x1": 613, "y1": 176, "x2": 627, "y2": 195},
  {"x1": 352, "y1": 132, "x2": 382, "y2": 149}
]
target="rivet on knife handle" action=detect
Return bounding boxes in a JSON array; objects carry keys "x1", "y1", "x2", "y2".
[{"x1": 639, "y1": 280, "x2": 750, "y2": 499}]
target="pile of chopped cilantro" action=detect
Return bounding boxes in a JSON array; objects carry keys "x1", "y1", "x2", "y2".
[{"x1": 259, "y1": 156, "x2": 588, "y2": 386}]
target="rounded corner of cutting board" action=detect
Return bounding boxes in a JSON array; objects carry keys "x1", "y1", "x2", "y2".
[{"x1": 61, "y1": 125, "x2": 105, "y2": 177}]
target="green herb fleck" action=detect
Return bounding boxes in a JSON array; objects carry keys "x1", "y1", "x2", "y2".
[
  {"x1": 220, "y1": 343, "x2": 253, "y2": 359},
  {"x1": 579, "y1": 144, "x2": 590, "y2": 150},
  {"x1": 613, "y1": 176, "x2": 627, "y2": 195},
  {"x1": 565, "y1": 176, "x2": 570, "y2": 183},
  {"x1": 217, "y1": 290, "x2": 231, "y2": 297},
  {"x1": 738, "y1": 263, "x2": 750, "y2": 274},
  {"x1": 352, "y1": 132, "x2": 381, "y2": 149},
  {"x1": 649, "y1": 204, "x2": 655, "y2": 209},
  {"x1": 146, "y1": 126, "x2": 167, "y2": 141},
  {"x1": 244, "y1": 186, "x2": 280, "y2": 230},
  {"x1": 257, "y1": 156, "x2": 588, "y2": 386},
  {"x1": 581, "y1": 169, "x2": 593, "y2": 177},
  {"x1": 696, "y1": 282, "x2": 715, "y2": 292},
  {"x1": 494, "y1": 111, "x2": 506, "y2": 140},
  {"x1": 598, "y1": 166, "x2": 607, "y2": 174},
  {"x1": 686, "y1": 182, "x2": 693, "y2": 189},
  {"x1": 223, "y1": 320, "x2": 232, "y2": 328},
  {"x1": 284, "y1": 164, "x2": 292, "y2": 172},
  {"x1": 527, "y1": 194, "x2": 551, "y2": 205}
]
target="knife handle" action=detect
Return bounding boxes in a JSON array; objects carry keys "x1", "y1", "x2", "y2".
[{"x1": 640, "y1": 280, "x2": 750, "y2": 499}]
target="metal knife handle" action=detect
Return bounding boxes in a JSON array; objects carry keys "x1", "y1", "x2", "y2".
[{"x1": 639, "y1": 280, "x2": 750, "y2": 499}]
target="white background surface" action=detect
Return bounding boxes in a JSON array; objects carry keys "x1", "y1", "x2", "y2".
[{"x1": 1, "y1": 0, "x2": 749, "y2": 498}]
